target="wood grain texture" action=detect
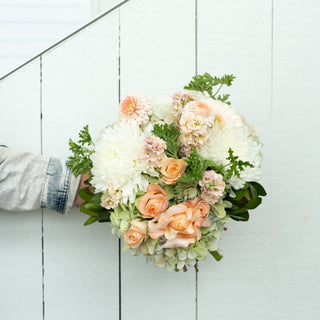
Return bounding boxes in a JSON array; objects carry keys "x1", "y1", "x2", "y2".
[
  {"x1": 41, "y1": 13, "x2": 119, "y2": 320},
  {"x1": 120, "y1": 1, "x2": 196, "y2": 319},
  {"x1": 197, "y1": 1, "x2": 272, "y2": 319},
  {"x1": 272, "y1": 1, "x2": 320, "y2": 318},
  {"x1": 1, "y1": 0, "x2": 320, "y2": 318},
  {"x1": 0, "y1": 59, "x2": 43, "y2": 320},
  {"x1": 0, "y1": 0, "x2": 91, "y2": 77}
]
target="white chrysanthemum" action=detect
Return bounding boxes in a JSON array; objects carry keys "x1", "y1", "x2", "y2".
[
  {"x1": 200, "y1": 123, "x2": 262, "y2": 189},
  {"x1": 150, "y1": 97, "x2": 176, "y2": 125},
  {"x1": 200, "y1": 98, "x2": 243, "y2": 128},
  {"x1": 91, "y1": 121, "x2": 154, "y2": 203}
]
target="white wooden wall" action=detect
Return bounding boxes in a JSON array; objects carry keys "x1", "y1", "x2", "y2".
[
  {"x1": 91, "y1": 0, "x2": 122, "y2": 17},
  {"x1": 0, "y1": 0, "x2": 91, "y2": 77},
  {"x1": 0, "y1": 0, "x2": 320, "y2": 319}
]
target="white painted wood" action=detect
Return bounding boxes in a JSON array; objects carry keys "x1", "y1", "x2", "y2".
[
  {"x1": 120, "y1": 1, "x2": 196, "y2": 319},
  {"x1": 1, "y1": 0, "x2": 320, "y2": 318},
  {"x1": 41, "y1": 12, "x2": 119, "y2": 320},
  {"x1": 0, "y1": 59, "x2": 42, "y2": 320},
  {"x1": 197, "y1": 1, "x2": 272, "y2": 319},
  {"x1": 120, "y1": 0, "x2": 196, "y2": 97},
  {"x1": 272, "y1": 1, "x2": 320, "y2": 318},
  {"x1": 91, "y1": 0, "x2": 122, "y2": 17},
  {"x1": 0, "y1": 0, "x2": 91, "y2": 77}
]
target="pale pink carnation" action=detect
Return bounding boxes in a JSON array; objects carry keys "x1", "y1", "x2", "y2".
[
  {"x1": 142, "y1": 135, "x2": 167, "y2": 168},
  {"x1": 101, "y1": 185, "x2": 122, "y2": 209},
  {"x1": 172, "y1": 91, "x2": 198, "y2": 121},
  {"x1": 178, "y1": 101, "x2": 214, "y2": 156},
  {"x1": 119, "y1": 94, "x2": 150, "y2": 125},
  {"x1": 201, "y1": 98, "x2": 243, "y2": 128},
  {"x1": 199, "y1": 170, "x2": 225, "y2": 206}
]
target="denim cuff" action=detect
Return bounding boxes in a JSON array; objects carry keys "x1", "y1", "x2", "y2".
[{"x1": 41, "y1": 157, "x2": 80, "y2": 214}]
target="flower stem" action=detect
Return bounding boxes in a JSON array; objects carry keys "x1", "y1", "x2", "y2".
[{"x1": 212, "y1": 83, "x2": 224, "y2": 99}]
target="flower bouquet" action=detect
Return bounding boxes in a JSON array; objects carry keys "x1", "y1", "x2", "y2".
[{"x1": 68, "y1": 73, "x2": 266, "y2": 272}]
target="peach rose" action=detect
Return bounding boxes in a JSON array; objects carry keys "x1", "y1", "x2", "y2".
[
  {"x1": 137, "y1": 184, "x2": 169, "y2": 219},
  {"x1": 160, "y1": 158, "x2": 188, "y2": 185},
  {"x1": 184, "y1": 198, "x2": 211, "y2": 228},
  {"x1": 193, "y1": 199, "x2": 211, "y2": 228},
  {"x1": 124, "y1": 219, "x2": 148, "y2": 248},
  {"x1": 148, "y1": 203, "x2": 201, "y2": 248}
]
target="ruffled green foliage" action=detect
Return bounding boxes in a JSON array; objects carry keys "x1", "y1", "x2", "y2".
[
  {"x1": 68, "y1": 125, "x2": 113, "y2": 225},
  {"x1": 68, "y1": 125, "x2": 94, "y2": 177},
  {"x1": 152, "y1": 123, "x2": 180, "y2": 158},
  {"x1": 226, "y1": 181, "x2": 267, "y2": 221},
  {"x1": 175, "y1": 148, "x2": 224, "y2": 196},
  {"x1": 184, "y1": 72, "x2": 236, "y2": 105},
  {"x1": 226, "y1": 148, "x2": 254, "y2": 179}
]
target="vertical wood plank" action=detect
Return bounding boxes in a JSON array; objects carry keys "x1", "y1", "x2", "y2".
[
  {"x1": 0, "y1": 0, "x2": 91, "y2": 78},
  {"x1": 41, "y1": 13, "x2": 119, "y2": 320},
  {"x1": 120, "y1": 1, "x2": 196, "y2": 319},
  {"x1": 197, "y1": 1, "x2": 272, "y2": 319},
  {"x1": 272, "y1": 1, "x2": 320, "y2": 318},
  {"x1": 91, "y1": 0, "x2": 124, "y2": 17},
  {"x1": 0, "y1": 59, "x2": 42, "y2": 320}
]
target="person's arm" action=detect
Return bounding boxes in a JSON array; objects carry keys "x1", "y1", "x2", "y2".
[
  {"x1": 72, "y1": 172, "x2": 89, "y2": 208},
  {"x1": 0, "y1": 146, "x2": 82, "y2": 214}
]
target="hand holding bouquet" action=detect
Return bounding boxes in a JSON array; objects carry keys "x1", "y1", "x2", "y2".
[{"x1": 68, "y1": 73, "x2": 266, "y2": 272}]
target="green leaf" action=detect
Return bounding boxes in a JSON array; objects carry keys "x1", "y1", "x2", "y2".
[
  {"x1": 184, "y1": 72, "x2": 215, "y2": 96},
  {"x1": 81, "y1": 202, "x2": 98, "y2": 216},
  {"x1": 152, "y1": 123, "x2": 180, "y2": 158},
  {"x1": 91, "y1": 193, "x2": 102, "y2": 207},
  {"x1": 79, "y1": 187, "x2": 94, "y2": 202},
  {"x1": 144, "y1": 174, "x2": 159, "y2": 185},
  {"x1": 243, "y1": 188, "x2": 252, "y2": 202},
  {"x1": 80, "y1": 202, "x2": 106, "y2": 217},
  {"x1": 209, "y1": 250, "x2": 223, "y2": 261},
  {"x1": 97, "y1": 211, "x2": 111, "y2": 223},
  {"x1": 163, "y1": 185, "x2": 175, "y2": 200},
  {"x1": 67, "y1": 125, "x2": 94, "y2": 177},
  {"x1": 174, "y1": 179, "x2": 198, "y2": 196},
  {"x1": 216, "y1": 93, "x2": 231, "y2": 104},
  {"x1": 229, "y1": 211, "x2": 249, "y2": 221},
  {"x1": 226, "y1": 148, "x2": 254, "y2": 179},
  {"x1": 179, "y1": 148, "x2": 221, "y2": 183},
  {"x1": 184, "y1": 148, "x2": 208, "y2": 180},
  {"x1": 212, "y1": 204, "x2": 226, "y2": 219},
  {"x1": 82, "y1": 202, "x2": 105, "y2": 212},
  {"x1": 78, "y1": 125, "x2": 93, "y2": 145},
  {"x1": 84, "y1": 216, "x2": 99, "y2": 226},
  {"x1": 249, "y1": 183, "x2": 258, "y2": 199},
  {"x1": 184, "y1": 72, "x2": 235, "y2": 104},
  {"x1": 232, "y1": 189, "x2": 244, "y2": 201},
  {"x1": 245, "y1": 196, "x2": 262, "y2": 210},
  {"x1": 227, "y1": 206, "x2": 248, "y2": 215},
  {"x1": 249, "y1": 181, "x2": 267, "y2": 196},
  {"x1": 219, "y1": 74, "x2": 236, "y2": 86}
]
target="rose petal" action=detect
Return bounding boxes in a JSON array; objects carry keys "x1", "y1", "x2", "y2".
[
  {"x1": 163, "y1": 235, "x2": 196, "y2": 248},
  {"x1": 164, "y1": 227, "x2": 177, "y2": 240}
]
